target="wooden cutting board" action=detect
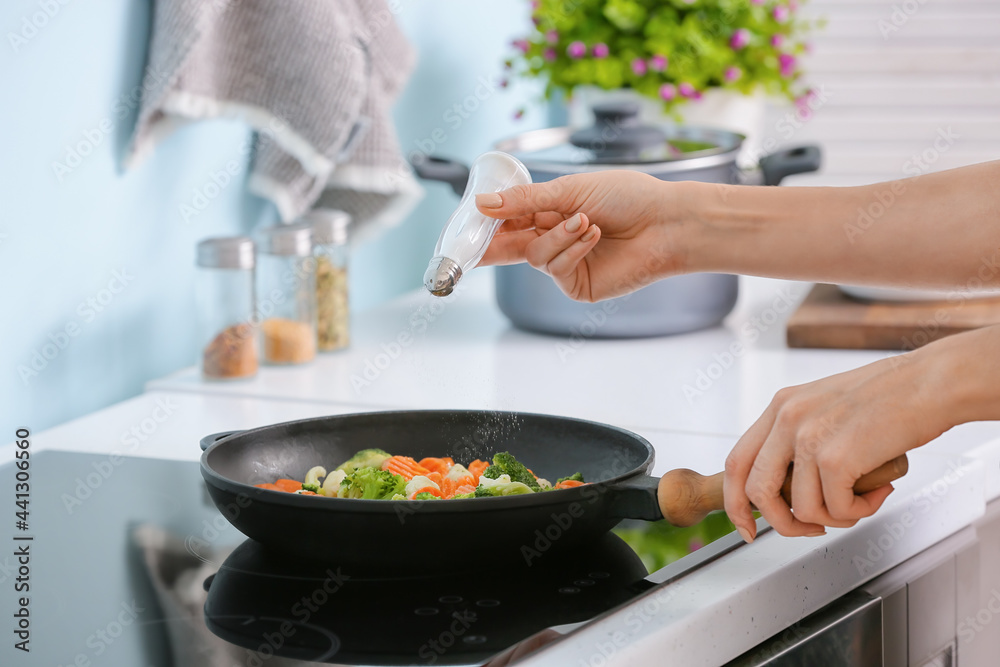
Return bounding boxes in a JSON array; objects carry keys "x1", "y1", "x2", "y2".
[{"x1": 786, "y1": 283, "x2": 1000, "y2": 350}]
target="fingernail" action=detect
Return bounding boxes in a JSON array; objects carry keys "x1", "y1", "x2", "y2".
[
  {"x1": 580, "y1": 226, "x2": 597, "y2": 242},
  {"x1": 806, "y1": 530, "x2": 827, "y2": 537},
  {"x1": 476, "y1": 193, "x2": 503, "y2": 208},
  {"x1": 736, "y1": 526, "x2": 754, "y2": 544},
  {"x1": 564, "y1": 214, "x2": 582, "y2": 233}
]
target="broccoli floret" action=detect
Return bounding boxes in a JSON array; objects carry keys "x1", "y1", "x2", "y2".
[
  {"x1": 451, "y1": 492, "x2": 475, "y2": 499},
  {"x1": 474, "y1": 484, "x2": 498, "y2": 498},
  {"x1": 337, "y1": 466, "x2": 406, "y2": 500},
  {"x1": 414, "y1": 492, "x2": 441, "y2": 500},
  {"x1": 556, "y1": 472, "x2": 584, "y2": 485},
  {"x1": 482, "y1": 466, "x2": 502, "y2": 480},
  {"x1": 335, "y1": 449, "x2": 392, "y2": 474},
  {"x1": 488, "y1": 452, "x2": 541, "y2": 491},
  {"x1": 301, "y1": 482, "x2": 321, "y2": 493}
]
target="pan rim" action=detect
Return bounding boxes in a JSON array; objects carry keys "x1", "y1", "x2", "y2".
[{"x1": 200, "y1": 409, "x2": 655, "y2": 512}]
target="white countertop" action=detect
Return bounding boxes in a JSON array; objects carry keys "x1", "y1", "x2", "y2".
[
  {"x1": 17, "y1": 267, "x2": 1000, "y2": 665},
  {"x1": 148, "y1": 270, "x2": 897, "y2": 437}
]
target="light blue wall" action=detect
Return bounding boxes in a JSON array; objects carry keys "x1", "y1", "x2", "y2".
[{"x1": 0, "y1": 0, "x2": 539, "y2": 435}]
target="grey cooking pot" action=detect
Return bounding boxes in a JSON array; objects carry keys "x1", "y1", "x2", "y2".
[{"x1": 413, "y1": 102, "x2": 821, "y2": 338}]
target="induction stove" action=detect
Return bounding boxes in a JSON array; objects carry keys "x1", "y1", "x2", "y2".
[{"x1": 0, "y1": 452, "x2": 740, "y2": 667}]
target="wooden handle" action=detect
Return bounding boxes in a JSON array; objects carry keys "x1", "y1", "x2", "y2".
[{"x1": 656, "y1": 454, "x2": 909, "y2": 527}]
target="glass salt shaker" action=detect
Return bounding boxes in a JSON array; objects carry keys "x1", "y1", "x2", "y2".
[
  {"x1": 256, "y1": 223, "x2": 317, "y2": 365},
  {"x1": 196, "y1": 236, "x2": 258, "y2": 380},
  {"x1": 305, "y1": 209, "x2": 351, "y2": 352},
  {"x1": 424, "y1": 151, "x2": 531, "y2": 296}
]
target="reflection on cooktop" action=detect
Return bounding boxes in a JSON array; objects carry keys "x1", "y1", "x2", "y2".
[{"x1": 203, "y1": 533, "x2": 653, "y2": 665}]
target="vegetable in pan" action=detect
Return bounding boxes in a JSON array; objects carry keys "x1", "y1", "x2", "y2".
[{"x1": 254, "y1": 450, "x2": 586, "y2": 500}]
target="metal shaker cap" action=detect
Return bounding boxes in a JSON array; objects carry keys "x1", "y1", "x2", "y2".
[
  {"x1": 196, "y1": 236, "x2": 255, "y2": 269},
  {"x1": 257, "y1": 223, "x2": 313, "y2": 256},
  {"x1": 303, "y1": 209, "x2": 351, "y2": 246}
]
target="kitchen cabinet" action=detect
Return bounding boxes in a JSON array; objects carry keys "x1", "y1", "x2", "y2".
[{"x1": 723, "y1": 499, "x2": 1000, "y2": 667}]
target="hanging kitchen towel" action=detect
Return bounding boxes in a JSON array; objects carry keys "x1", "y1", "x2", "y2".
[{"x1": 125, "y1": 0, "x2": 423, "y2": 242}]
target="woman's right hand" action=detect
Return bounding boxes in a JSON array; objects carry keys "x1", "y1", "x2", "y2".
[{"x1": 476, "y1": 170, "x2": 690, "y2": 303}]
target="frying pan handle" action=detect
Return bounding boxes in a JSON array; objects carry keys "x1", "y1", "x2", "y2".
[
  {"x1": 658, "y1": 454, "x2": 909, "y2": 527},
  {"x1": 606, "y1": 474, "x2": 664, "y2": 521},
  {"x1": 199, "y1": 430, "x2": 243, "y2": 451}
]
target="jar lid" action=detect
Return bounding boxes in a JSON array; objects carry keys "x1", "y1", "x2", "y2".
[
  {"x1": 257, "y1": 222, "x2": 313, "y2": 256},
  {"x1": 303, "y1": 209, "x2": 351, "y2": 246},
  {"x1": 197, "y1": 236, "x2": 255, "y2": 269}
]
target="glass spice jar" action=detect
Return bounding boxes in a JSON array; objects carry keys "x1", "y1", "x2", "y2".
[
  {"x1": 256, "y1": 223, "x2": 317, "y2": 365},
  {"x1": 306, "y1": 210, "x2": 351, "y2": 352},
  {"x1": 196, "y1": 236, "x2": 258, "y2": 380}
]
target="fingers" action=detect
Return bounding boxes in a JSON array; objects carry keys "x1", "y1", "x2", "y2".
[
  {"x1": 523, "y1": 213, "x2": 593, "y2": 273},
  {"x1": 478, "y1": 229, "x2": 537, "y2": 266},
  {"x1": 723, "y1": 406, "x2": 778, "y2": 543},
  {"x1": 788, "y1": 457, "x2": 857, "y2": 529},
  {"x1": 476, "y1": 177, "x2": 582, "y2": 220},
  {"x1": 820, "y1": 459, "x2": 896, "y2": 521},
  {"x1": 745, "y1": 432, "x2": 827, "y2": 538}
]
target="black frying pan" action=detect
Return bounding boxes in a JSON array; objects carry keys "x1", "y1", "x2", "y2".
[{"x1": 200, "y1": 410, "x2": 907, "y2": 572}]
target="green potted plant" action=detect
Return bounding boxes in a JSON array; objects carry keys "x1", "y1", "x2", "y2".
[{"x1": 506, "y1": 0, "x2": 823, "y2": 162}]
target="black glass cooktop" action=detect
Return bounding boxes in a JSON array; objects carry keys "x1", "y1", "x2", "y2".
[{"x1": 0, "y1": 452, "x2": 735, "y2": 667}]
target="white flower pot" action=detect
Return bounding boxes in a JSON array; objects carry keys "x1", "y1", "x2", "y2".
[{"x1": 565, "y1": 86, "x2": 768, "y2": 168}]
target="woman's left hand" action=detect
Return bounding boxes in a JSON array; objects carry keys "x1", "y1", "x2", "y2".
[{"x1": 723, "y1": 348, "x2": 952, "y2": 543}]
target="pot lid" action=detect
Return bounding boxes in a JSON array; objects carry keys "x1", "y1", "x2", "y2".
[{"x1": 494, "y1": 102, "x2": 744, "y2": 170}]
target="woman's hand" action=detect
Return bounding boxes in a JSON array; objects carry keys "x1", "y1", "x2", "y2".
[
  {"x1": 476, "y1": 171, "x2": 690, "y2": 302},
  {"x1": 722, "y1": 332, "x2": 979, "y2": 542}
]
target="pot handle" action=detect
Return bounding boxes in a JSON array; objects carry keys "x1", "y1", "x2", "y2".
[
  {"x1": 199, "y1": 430, "x2": 243, "y2": 452},
  {"x1": 760, "y1": 144, "x2": 822, "y2": 186},
  {"x1": 610, "y1": 454, "x2": 908, "y2": 526},
  {"x1": 411, "y1": 156, "x2": 470, "y2": 197}
]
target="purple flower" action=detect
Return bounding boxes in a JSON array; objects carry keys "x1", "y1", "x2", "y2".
[
  {"x1": 770, "y1": 34, "x2": 784, "y2": 48},
  {"x1": 499, "y1": 78, "x2": 509, "y2": 89},
  {"x1": 678, "y1": 82, "x2": 697, "y2": 98},
  {"x1": 795, "y1": 92, "x2": 817, "y2": 119},
  {"x1": 724, "y1": 66, "x2": 742, "y2": 82},
  {"x1": 659, "y1": 83, "x2": 676, "y2": 101},
  {"x1": 649, "y1": 54, "x2": 668, "y2": 71},
  {"x1": 513, "y1": 108, "x2": 525, "y2": 120},
  {"x1": 592, "y1": 42, "x2": 609, "y2": 58},
  {"x1": 773, "y1": 5, "x2": 789, "y2": 22},
  {"x1": 512, "y1": 39, "x2": 529, "y2": 54},
  {"x1": 779, "y1": 53, "x2": 796, "y2": 77},
  {"x1": 543, "y1": 47, "x2": 557, "y2": 61},
  {"x1": 530, "y1": 0, "x2": 539, "y2": 8},
  {"x1": 545, "y1": 30, "x2": 559, "y2": 44},
  {"x1": 631, "y1": 58, "x2": 647, "y2": 75},
  {"x1": 567, "y1": 41, "x2": 587, "y2": 58},
  {"x1": 730, "y1": 29, "x2": 750, "y2": 50},
  {"x1": 789, "y1": 0, "x2": 800, "y2": 11}
]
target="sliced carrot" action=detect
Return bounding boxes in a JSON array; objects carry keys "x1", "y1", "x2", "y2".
[
  {"x1": 255, "y1": 483, "x2": 280, "y2": 491},
  {"x1": 408, "y1": 486, "x2": 442, "y2": 500},
  {"x1": 468, "y1": 460, "x2": 490, "y2": 480},
  {"x1": 555, "y1": 479, "x2": 585, "y2": 490},
  {"x1": 419, "y1": 457, "x2": 454, "y2": 475},
  {"x1": 274, "y1": 478, "x2": 304, "y2": 493},
  {"x1": 381, "y1": 456, "x2": 430, "y2": 480},
  {"x1": 453, "y1": 484, "x2": 476, "y2": 496}
]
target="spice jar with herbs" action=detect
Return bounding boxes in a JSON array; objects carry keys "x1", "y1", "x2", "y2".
[
  {"x1": 256, "y1": 223, "x2": 317, "y2": 365},
  {"x1": 306, "y1": 209, "x2": 351, "y2": 352},
  {"x1": 196, "y1": 236, "x2": 258, "y2": 380}
]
